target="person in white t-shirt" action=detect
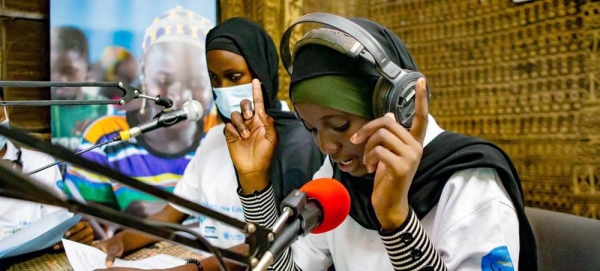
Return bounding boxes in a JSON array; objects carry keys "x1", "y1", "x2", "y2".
[
  {"x1": 93, "y1": 17, "x2": 324, "y2": 269},
  {"x1": 0, "y1": 87, "x2": 94, "y2": 249},
  {"x1": 217, "y1": 16, "x2": 537, "y2": 271}
]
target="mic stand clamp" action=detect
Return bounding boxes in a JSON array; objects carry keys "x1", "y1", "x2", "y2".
[
  {"x1": 137, "y1": 93, "x2": 173, "y2": 108},
  {"x1": 271, "y1": 191, "x2": 305, "y2": 234},
  {"x1": 253, "y1": 190, "x2": 318, "y2": 271},
  {"x1": 276, "y1": 189, "x2": 319, "y2": 237}
]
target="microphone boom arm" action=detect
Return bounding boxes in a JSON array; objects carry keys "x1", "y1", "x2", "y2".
[
  {"x1": 0, "y1": 81, "x2": 170, "y2": 108},
  {"x1": 0, "y1": 164, "x2": 246, "y2": 267},
  {"x1": 0, "y1": 125, "x2": 273, "y2": 267}
]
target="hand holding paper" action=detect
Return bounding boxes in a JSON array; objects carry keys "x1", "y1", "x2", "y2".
[
  {"x1": 54, "y1": 221, "x2": 95, "y2": 250},
  {"x1": 62, "y1": 239, "x2": 185, "y2": 271}
]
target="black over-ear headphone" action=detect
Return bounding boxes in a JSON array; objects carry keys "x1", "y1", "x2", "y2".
[{"x1": 281, "y1": 13, "x2": 429, "y2": 128}]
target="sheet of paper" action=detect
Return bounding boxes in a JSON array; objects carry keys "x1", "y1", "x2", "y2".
[
  {"x1": 0, "y1": 210, "x2": 81, "y2": 258},
  {"x1": 62, "y1": 239, "x2": 185, "y2": 271}
]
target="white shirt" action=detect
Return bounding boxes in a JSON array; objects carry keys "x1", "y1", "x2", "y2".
[
  {"x1": 0, "y1": 141, "x2": 64, "y2": 240},
  {"x1": 171, "y1": 103, "x2": 294, "y2": 250},
  {"x1": 172, "y1": 124, "x2": 246, "y2": 249},
  {"x1": 291, "y1": 116, "x2": 520, "y2": 271}
]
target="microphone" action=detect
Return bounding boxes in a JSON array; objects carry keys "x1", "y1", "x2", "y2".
[
  {"x1": 27, "y1": 100, "x2": 202, "y2": 175},
  {"x1": 255, "y1": 178, "x2": 350, "y2": 270},
  {"x1": 294, "y1": 177, "x2": 351, "y2": 234},
  {"x1": 113, "y1": 100, "x2": 204, "y2": 141}
]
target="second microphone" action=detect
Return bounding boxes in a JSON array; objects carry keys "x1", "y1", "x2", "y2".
[{"x1": 113, "y1": 100, "x2": 204, "y2": 141}]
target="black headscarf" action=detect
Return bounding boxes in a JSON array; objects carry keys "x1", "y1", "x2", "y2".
[
  {"x1": 205, "y1": 17, "x2": 325, "y2": 206},
  {"x1": 206, "y1": 17, "x2": 282, "y2": 122},
  {"x1": 290, "y1": 18, "x2": 419, "y2": 90},
  {"x1": 290, "y1": 17, "x2": 421, "y2": 228},
  {"x1": 290, "y1": 17, "x2": 537, "y2": 270}
]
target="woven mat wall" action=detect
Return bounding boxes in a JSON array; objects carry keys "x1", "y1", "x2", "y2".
[
  {"x1": 6, "y1": 241, "x2": 204, "y2": 271},
  {"x1": 220, "y1": 0, "x2": 600, "y2": 218}
]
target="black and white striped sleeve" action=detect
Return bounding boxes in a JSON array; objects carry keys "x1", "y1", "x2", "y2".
[
  {"x1": 379, "y1": 208, "x2": 447, "y2": 271},
  {"x1": 238, "y1": 185, "x2": 301, "y2": 271}
]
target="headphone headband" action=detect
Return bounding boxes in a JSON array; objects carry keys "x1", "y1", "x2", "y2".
[{"x1": 280, "y1": 13, "x2": 402, "y2": 79}]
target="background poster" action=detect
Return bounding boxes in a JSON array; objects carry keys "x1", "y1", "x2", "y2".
[{"x1": 50, "y1": 0, "x2": 218, "y2": 151}]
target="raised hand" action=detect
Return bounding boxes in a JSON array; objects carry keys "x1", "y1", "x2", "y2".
[
  {"x1": 350, "y1": 78, "x2": 429, "y2": 231},
  {"x1": 224, "y1": 79, "x2": 278, "y2": 194}
]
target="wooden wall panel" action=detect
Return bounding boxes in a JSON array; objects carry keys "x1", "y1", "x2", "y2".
[
  {"x1": 0, "y1": 0, "x2": 50, "y2": 139},
  {"x1": 368, "y1": 0, "x2": 600, "y2": 217}
]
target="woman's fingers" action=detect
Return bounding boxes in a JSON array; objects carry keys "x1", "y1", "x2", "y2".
[
  {"x1": 351, "y1": 112, "x2": 415, "y2": 147},
  {"x1": 351, "y1": 77, "x2": 429, "y2": 146},
  {"x1": 229, "y1": 111, "x2": 250, "y2": 139},
  {"x1": 227, "y1": 79, "x2": 267, "y2": 140},
  {"x1": 68, "y1": 227, "x2": 94, "y2": 244},
  {"x1": 362, "y1": 128, "x2": 412, "y2": 172},
  {"x1": 251, "y1": 78, "x2": 265, "y2": 114},
  {"x1": 409, "y1": 78, "x2": 429, "y2": 144},
  {"x1": 241, "y1": 99, "x2": 253, "y2": 120}
]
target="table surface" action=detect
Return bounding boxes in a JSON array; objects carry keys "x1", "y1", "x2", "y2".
[{"x1": 6, "y1": 241, "x2": 206, "y2": 271}]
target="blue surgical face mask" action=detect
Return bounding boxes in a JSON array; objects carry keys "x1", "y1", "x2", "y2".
[
  {"x1": 0, "y1": 117, "x2": 9, "y2": 150},
  {"x1": 213, "y1": 83, "x2": 254, "y2": 119}
]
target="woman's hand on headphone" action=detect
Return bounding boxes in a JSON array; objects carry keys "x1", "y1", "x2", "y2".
[
  {"x1": 224, "y1": 79, "x2": 278, "y2": 195},
  {"x1": 351, "y1": 78, "x2": 429, "y2": 231}
]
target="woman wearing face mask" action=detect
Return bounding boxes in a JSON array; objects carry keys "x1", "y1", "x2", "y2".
[
  {"x1": 93, "y1": 17, "x2": 324, "y2": 269},
  {"x1": 219, "y1": 16, "x2": 537, "y2": 271}
]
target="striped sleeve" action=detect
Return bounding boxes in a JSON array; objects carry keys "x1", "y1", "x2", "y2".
[
  {"x1": 238, "y1": 185, "x2": 301, "y2": 271},
  {"x1": 379, "y1": 208, "x2": 447, "y2": 271}
]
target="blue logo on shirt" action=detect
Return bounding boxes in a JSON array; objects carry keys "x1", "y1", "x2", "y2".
[
  {"x1": 204, "y1": 226, "x2": 218, "y2": 239},
  {"x1": 481, "y1": 246, "x2": 513, "y2": 271},
  {"x1": 223, "y1": 231, "x2": 245, "y2": 240}
]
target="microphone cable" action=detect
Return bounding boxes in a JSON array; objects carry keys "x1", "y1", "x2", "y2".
[{"x1": 25, "y1": 138, "x2": 117, "y2": 175}]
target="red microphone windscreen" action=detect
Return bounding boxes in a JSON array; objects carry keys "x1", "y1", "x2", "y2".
[{"x1": 299, "y1": 178, "x2": 351, "y2": 234}]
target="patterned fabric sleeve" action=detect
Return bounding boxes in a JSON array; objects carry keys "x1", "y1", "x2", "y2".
[
  {"x1": 238, "y1": 185, "x2": 301, "y2": 271},
  {"x1": 379, "y1": 208, "x2": 448, "y2": 271}
]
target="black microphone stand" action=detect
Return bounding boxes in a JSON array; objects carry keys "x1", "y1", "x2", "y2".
[
  {"x1": 0, "y1": 81, "x2": 173, "y2": 108},
  {"x1": 0, "y1": 81, "x2": 275, "y2": 268},
  {"x1": 0, "y1": 163, "x2": 231, "y2": 269},
  {"x1": 0, "y1": 125, "x2": 273, "y2": 269},
  {"x1": 253, "y1": 189, "x2": 321, "y2": 271}
]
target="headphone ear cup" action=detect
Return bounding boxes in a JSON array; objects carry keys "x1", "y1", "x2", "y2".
[
  {"x1": 371, "y1": 77, "x2": 392, "y2": 120},
  {"x1": 374, "y1": 71, "x2": 429, "y2": 129}
]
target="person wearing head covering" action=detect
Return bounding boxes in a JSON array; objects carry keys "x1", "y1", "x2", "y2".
[
  {"x1": 63, "y1": 6, "x2": 216, "y2": 227},
  {"x1": 222, "y1": 16, "x2": 537, "y2": 271},
  {"x1": 92, "y1": 17, "x2": 324, "y2": 268}
]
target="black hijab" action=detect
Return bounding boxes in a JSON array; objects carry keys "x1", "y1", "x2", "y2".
[
  {"x1": 205, "y1": 17, "x2": 325, "y2": 205},
  {"x1": 290, "y1": 17, "x2": 537, "y2": 270},
  {"x1": 290, "y1": 18, "x2": 419, "y2": 88},
  {"x1": 205, "y1": 17, "x2": 282, "y2": 122},
  {"x1": 290, "y1": 17, "x2": 421, "y2": 228}
]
